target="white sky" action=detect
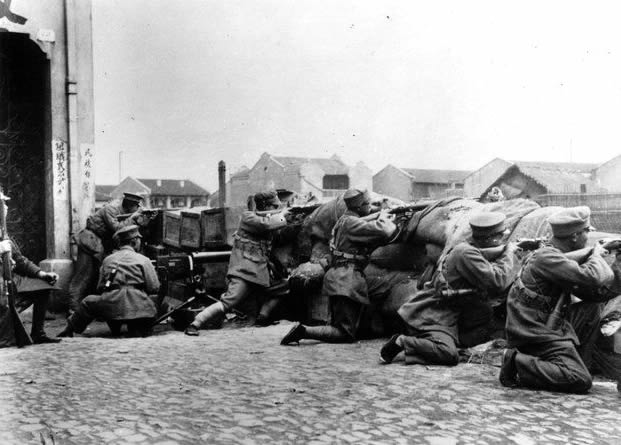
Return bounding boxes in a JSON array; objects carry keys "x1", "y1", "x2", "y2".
[{"x1": 93, "y1": 0, "x2": 621, "y2": 192}]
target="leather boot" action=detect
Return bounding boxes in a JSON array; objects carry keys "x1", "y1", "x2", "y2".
[{"x1": 303, "y1": 325, "x2": 349, "y2": 343}]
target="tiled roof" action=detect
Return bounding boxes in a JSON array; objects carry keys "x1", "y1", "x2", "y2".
[
  {"x1": 511, "y1": 163, "x2": 595, "y2": 193},
  {"x1": 401, "y1": 168, "x2": 472, "y2": 184},
  {"x1": 95, "y1": 185, "x2": 116, "y2": 201},
  {"x1": 136, "y1": 179, "x2": 208, "y2": 196},
  {"x1": 272, "y1": 155, "x2": 349, "y2": 175}
]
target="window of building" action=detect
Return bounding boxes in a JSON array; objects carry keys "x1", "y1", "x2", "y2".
[{"x1": 323, "y1": 175, "x2": 349, "y2": 190}]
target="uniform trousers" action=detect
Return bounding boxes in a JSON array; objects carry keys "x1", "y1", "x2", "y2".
[
  {"x1": 401, "y1": 329, "x2": 460, "y2": 366},
  {"x1": 513, "y1": 302, "x2": 601, "y2": 393}
]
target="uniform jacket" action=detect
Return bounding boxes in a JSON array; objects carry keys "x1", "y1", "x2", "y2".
[
  {"x1": 322, "y1": 211, "x2": 397, "y2": 305},
  {"x1": 82, "y1": 201, "x2": 137, "y2": 255},
  {"x1": 506, "y1": 245, "x2": 613, "y2": 347},
  {"x1": 398, "y1": 241, "x2": 515, "y2": 340},
  {"x1": 8, "y1": 240, "x2": 41, "y2": 278},
  {"x1": 227, "y1": 210, "x2": 287, "y2": 287},
  {"x1": 85, "y1": 246, "x2": 160, "y2": 320}
]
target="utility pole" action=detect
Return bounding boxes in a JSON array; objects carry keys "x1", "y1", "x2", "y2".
[{"x1": 118, "y1": 150, "x2": 124, "y2": 183}]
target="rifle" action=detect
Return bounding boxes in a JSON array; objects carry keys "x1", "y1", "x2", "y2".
[
  {"x1": 0, "y1": 187, "x2": 32, "y2": 347},
  {"x1": 599, "y1": 238, "x2": 621, "y2": 254},
  {"x1": 387, "y1": 202, "x2": 433, "y2": 215},
  {"x1": 117, "y1": 208, "x2": 159, "y2": 222}
]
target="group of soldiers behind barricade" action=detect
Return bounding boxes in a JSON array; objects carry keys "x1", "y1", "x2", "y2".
[{"x1": 6, "y1": 187, "x2": 620, "y2": 395}]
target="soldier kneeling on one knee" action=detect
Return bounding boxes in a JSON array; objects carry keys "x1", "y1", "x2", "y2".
[{"x1": 58, "y1": 225, "x2": 160, "y2": 338}]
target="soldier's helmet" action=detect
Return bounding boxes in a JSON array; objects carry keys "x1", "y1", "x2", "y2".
[
  {"x1": 114, "y1": 225, "x2": 142, "y2": 243},
  {"x1": 254, "y1": 191, "x2": 281, "y2": 211},
  {"x1": 469, "y1": 212, "x2": 507, "y2": 238},
  {"x1": 122, "y1": 192, "x2": 144, "y2": 204},
  {"x1": 343, "y1": 189, "x2": 370, "y2": 210},
  {"x1": 548, "y1": 206, "x2": 594, "y2": 238}
]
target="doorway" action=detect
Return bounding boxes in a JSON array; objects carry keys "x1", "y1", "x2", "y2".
[{"x1": 0, "y1": 32, "x2": 48, "y2": 261}]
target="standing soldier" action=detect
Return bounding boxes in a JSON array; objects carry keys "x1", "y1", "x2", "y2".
[
  {"x1": 499, "y1": 207, "x2": 615, "y2": 393},
  {"x1": 280, "y1": 189, "x2": 397, "y2": 345},
  {"x1": 379, "y1": 212, "x2": 517, "y2": 366},
  {"x1": 184, "y1": 191, "x2": 289, "y2": 336},
  {"x1": 58, "y1": 225, "x2": 160, "y2": 337},
  {"x1": 68, "y1": 192, "x2": 145, "y2": 311}
]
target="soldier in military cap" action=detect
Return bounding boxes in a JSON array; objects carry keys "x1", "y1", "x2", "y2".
[
  {"x1": 68, "y1": 192, "x2": 151, "y2": 312},
  {"x1": 280, "y1": 188, "x2": 398, "y2": 345},
  {"x1": 58, "y1": 225, "x2": 160, "y2": 337},
  {"x1": 379, "y1": 211, "x2": 517, "y2": 366},
  {"x1": 500, "y1": 206, "x2": 617, "y2": 393},
  {"x1": 184, "y1": 190, "x2": 290, "y2": 336}
]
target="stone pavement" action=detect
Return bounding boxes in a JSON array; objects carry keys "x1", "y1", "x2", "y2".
[{"x1": 0, "y1": 320, "x2": 620, "y2": 445}]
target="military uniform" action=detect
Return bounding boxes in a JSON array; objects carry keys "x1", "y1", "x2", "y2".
[
  {"x1": 64, "y1": 226, "x2": 160, "y2": 335},
  {"x1": 69, "y1": 193, "x2": 143, "y2": 310},
  {"x1": 219, "y1": 210, "x2": 287, "y2": 310},
  {"x1": 323, "y1": 210, "x2": 398, "y2": 339},
  {"x1": 501, "y1": 206, "x2": 615, "y2": 393},
  {"x1": 186, "y1": 191, "x2": 288, "y2": 335},
  {"x1": 380, "y1": 212, "x2": 516, "y2": 365},
  {"x1": 0, "y1": 240, "x2": 59, "y2": 345},
  {"x1": 398, "y1": 239, "x2": 515, "y2": 365},
  {"x1": 281, "y1": 189, "x2": 397, "y2": 345}
]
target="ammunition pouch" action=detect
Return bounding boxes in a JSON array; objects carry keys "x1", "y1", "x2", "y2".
[
  {"x1": 233, "y1": 232, "x2": 270, "y2": 261},
  {"x1": 513, "y1": 278, "x2": 556, "y2": 313},
  {"x1": 75, "y1": 229, "x2": 104, "y2": 261}
]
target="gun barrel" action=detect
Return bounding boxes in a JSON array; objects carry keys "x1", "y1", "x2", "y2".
[
  {"x1": 440, "y1": 288, "x2": 476, "y2": 297},
  {"x1": 192, "y1": 251, "x2": 231, "y2": 263}
]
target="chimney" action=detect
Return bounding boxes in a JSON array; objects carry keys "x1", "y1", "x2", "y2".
[
  {"x1": 218, "y1": 161, "x2": 226, "y2": 209},
  {"x1": 156, "y1": 179, "x2": 162, "y2": 187},
  {"x1": 180, "y1": 180, "x2": 185, "y2": 188}
]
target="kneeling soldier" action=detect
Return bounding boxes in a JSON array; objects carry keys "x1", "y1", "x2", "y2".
[
  {"x1": 58, "y1": 225, "x2": 160, "y2": 337},
  {"x1": 380, "y1": 212, "x2": 517, "y2": 366},
  {"x1": 281, "y1": 189, "x2": 397, "y2": 345},
  {"x1": 184, "y1": 191, "x2": 289, "y2": 336},
  {"x1": 499, "y1": 207, "x2": 615, "y2": 393}
]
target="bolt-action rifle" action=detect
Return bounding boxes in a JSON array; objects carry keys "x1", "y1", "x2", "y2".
[{"x1": 0, "y1": 187, "x2": 32, "y2": 347}]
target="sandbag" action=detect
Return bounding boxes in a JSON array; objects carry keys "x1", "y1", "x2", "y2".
[{"x1": 369, "y1": 243, "x2": 427, "y2": 272}]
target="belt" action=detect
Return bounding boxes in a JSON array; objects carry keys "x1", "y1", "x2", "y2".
[
  {"x1": 108, "y1": 284, "x2": 145, "y2": 291},
  {"x1": 513, "y1": 278, "x2": 555, "y2": 313},
  {"x1": 330, "y1": 248, "x2": 368, "y2": 262}
]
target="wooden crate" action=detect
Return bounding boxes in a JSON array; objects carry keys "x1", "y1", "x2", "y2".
[
  {"x1": 180, "y1": 209, "x2": 202, "y2": 249},
  {"x1": 201, "y1": 207, "x2": 243, "y2": 248},
  {"x1": 163, "y1": 210, "x2": 182, "y2": 248}
]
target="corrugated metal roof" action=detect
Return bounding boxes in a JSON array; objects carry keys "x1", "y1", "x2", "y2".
[
  {"x1": 137, "y1": 179, "x2": 208, "y2": 196},
  {"x1": 401, "y1": 168, "x2": 472, "y2": 184}
]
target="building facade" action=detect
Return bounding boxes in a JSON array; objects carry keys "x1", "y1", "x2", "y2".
[
  {"x1": 110, "y1": 177, "x2": 209, "y2": 209},
  {"x1": 1, "y1": 0, "x2": 94, "y2": 282},
  {"x1": 373, "y1": 165, "x2": 470, "y2": 201},
  {"x1": 219, "y1": 153, "x2": 373, "y2": 208}
]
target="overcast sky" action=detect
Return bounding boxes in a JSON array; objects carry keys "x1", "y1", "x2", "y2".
[{"x1": 93, "y1": 1, "x2": 621, "y2": 192}]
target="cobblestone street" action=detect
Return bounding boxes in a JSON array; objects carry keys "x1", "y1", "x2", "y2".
[{"x1": 0, "y1": 321, "x2": 619, "y2": 445}]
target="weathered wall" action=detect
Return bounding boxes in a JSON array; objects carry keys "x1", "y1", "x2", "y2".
[
  {"x1": 463, "y1": 158, "x2": 512, "y2": 199},
  {"x1": 1, "y1": 0, "x2": 95, "y2": 261},
  {"x1": 373, "y1": 165, "x2": 411, "y2": 201}
]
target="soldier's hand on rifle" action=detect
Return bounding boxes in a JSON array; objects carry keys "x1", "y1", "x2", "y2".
[
  {"x1": 0, "y1": 240, "x2": 11, "y2": 255},
  {"x1": 592, "y1": 241, "x2": 606, "y2": 257},
  {"x1": 37, "y1": 271, "x2": 58, "y2": 285}
]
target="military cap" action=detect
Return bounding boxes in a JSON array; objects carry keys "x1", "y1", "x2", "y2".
[
  {"x1": 470, "y1": 211, "x2": 506, "y2": 238},
  {"x1": 114, "y1": 225, "x2": 142, "y2": 242},
  {"x1": 254, "y1": 190, "x2": 281, "y2": 208},
  {"x1": 343, "y1": 189, "x2": 370, "y2": 210},
  {"x1": 122, "y1": 192, "x2": 144, "y2": 204},
  {"x1": 548, "y1": 206, "x2": 594, "y2": 237}
]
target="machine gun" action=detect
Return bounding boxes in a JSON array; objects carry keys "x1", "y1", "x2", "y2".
[
  {"x1": 151, "y1": 250, "x2": 248, "y2": 327},
  {"x1": 117, "y1": 208, "x2": 160, "y2": 223}
]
